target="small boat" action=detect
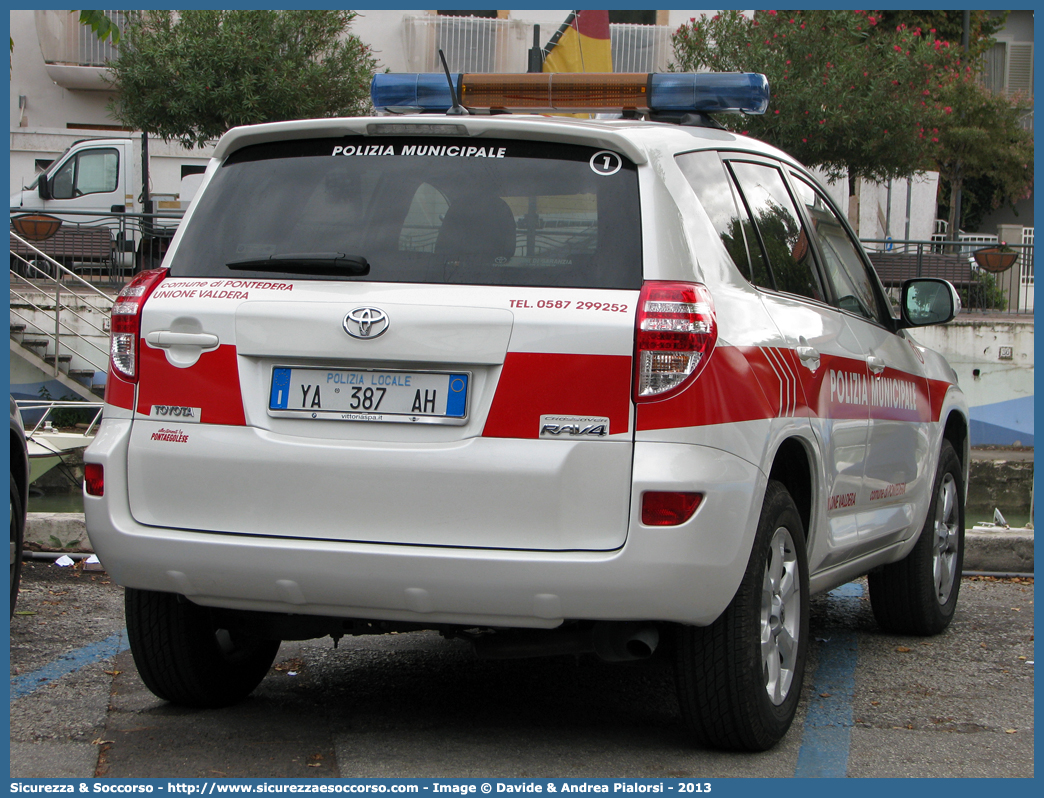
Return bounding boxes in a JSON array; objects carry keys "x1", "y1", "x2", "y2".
[{"x1": 18, "y1": 401, "x2": 103, "y2": 483}]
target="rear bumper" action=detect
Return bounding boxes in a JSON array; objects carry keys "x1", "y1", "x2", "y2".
[{"x1": 85, "y1": 419, "x2": 764, "y2": 628}]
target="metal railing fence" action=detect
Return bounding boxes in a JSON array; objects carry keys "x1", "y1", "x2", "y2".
[
  {"x1": 861, "y1": 237, "x2": 1034, "y2": 315},
  {"x1": 17, "y1": 400, "x2": 104, "y2": 437},
  {"x1": 9, "y1": 232, "x2": 117, "y2": 378},
  {"x1": 11, "y1": 207, "x2": 183, "y2": 285}
]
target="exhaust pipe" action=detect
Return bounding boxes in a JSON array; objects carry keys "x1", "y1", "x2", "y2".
[
  {"x1": 592, "y1": 622, "x2": 659, "y2": 662},
  {"x1": 472, "y1": 621, "x2": 659, "y2": 662}
]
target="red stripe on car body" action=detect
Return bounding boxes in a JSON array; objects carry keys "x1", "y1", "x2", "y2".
[
  {"x1": 636, "y1": 345, "x2": 783, "y2": 432},
  {"x1": 926, "y1": 377, "x2": 954, "y2": 424},
  {"x1": 135, "y1": 343, "x2": 246, "y2": 426},
  {"x1": 637, "y1": 347, "x2": 942, "y2": 432},
  {"x1": 482, "y1": 352, "x2": 632, "y2": 438},
  {"x1": 104, "y1": 371, "x2": 136, "y2": 411}
]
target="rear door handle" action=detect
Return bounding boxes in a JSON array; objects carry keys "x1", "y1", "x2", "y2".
[
  {"x1": 867, "y1": 355, "x2": 886, "y2": 375},
  {"x1": 145, "y1": 331, "x2": 219, "y2": 349}
]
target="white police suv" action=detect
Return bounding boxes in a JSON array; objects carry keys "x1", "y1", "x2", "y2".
[{"x1": 84, "y1": 72, "x2": 968, "y2": 751}]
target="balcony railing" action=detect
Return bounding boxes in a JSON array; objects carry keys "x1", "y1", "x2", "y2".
[
  {"x1": 36, "y1": 10, "x2": 127, "y2": 67},
  {"x1": 609, "y1": 23, "x2": 673, "y2": 73},
  {"x1": 34, "y1": 9, "x2": 129, "y2": 90},
  {"x1": 402, "y1": 15, "x2": 674, "y2": 74},
  {"x1": 402, "y1": 15, "x2": 531, "y2": 73}
]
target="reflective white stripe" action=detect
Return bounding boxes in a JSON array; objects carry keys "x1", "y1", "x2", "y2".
[{"x1": 762, "y1": 345, "x2": 799, "y2": 418}]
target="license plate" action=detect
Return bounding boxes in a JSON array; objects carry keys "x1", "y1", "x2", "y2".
[{"x1": 268, "y1": 366, "x2": 469, "y2": 424}]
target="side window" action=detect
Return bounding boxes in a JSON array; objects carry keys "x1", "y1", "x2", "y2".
[
  {"x1": 791, "y1": 174, "x2": 886, "y2": 324},
  {"x1": 675, "y1": 150, "x2": 769, "y2": 285},
  {"x1": 728, "y1": 161, "x2": 824, "y2": 302},
  {"x1": 51, "y1": 159, "x2": 76, "y2": 200},
  {"x1": 49, "y1": 149, "x2": 119, "y2": 199},
  {"x1": 75, "y1": 150, "x2": 119, "y2": 195}
]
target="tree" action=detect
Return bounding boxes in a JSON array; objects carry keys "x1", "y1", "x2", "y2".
[
  {"x1": 105, "y1": 10, "x2": 378, "y2": 148},
  {"x1": 877, "y1": 10, "x2": 1007, "y2": 62},
  {"x1": 670, "y1": 11, "x2": 963, "y2": 191},
  {"x1": 931, "y1": 76, "x2": 1033, "y2": 235}
]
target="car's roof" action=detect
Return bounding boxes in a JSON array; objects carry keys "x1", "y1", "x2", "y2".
[{"x1": 211, "y1": 113, "x2": 802, "y2": 172}]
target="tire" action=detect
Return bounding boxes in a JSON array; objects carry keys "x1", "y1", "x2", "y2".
[
  {"x1": 27, "y1": 258, "x2": 53, "y2": 279},
  {"x1": 10, "y1": 475, "x2": 25, "y2": 616},
  {"x1": 125, "y1": 587, "x2": 280, "y2": 708},
  {"x1": 869, "y1": 440, "x2": 964, "y2": 635},
  {"x1": 674, "y1": 480, "x2": 810, "y2": 751}
]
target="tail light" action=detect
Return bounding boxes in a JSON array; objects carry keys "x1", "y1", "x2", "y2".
[
  {"x1": 642, "y1": 491, "x2": 703, "y2": 526},
  {"x1": 84, "y1": 463, "x2": 104, "y2": 496},
  {"x1": 634, "y1": 281, "x2": 717, "y2": 401},
  {"x1": 109, "y1": 268, "x2": 166, "y2": 382}
]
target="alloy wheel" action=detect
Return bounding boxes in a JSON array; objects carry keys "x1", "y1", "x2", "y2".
[
  {"x1": 932, "y1": 472, "x2": 960, "y2": 605},
  {"x1": 761, "y1": 526, "x2": 800, "y2": 706}
]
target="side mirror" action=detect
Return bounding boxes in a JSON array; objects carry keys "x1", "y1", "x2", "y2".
[
  {"x1": 38, "y1": 178, "x2": 51, "y2": 201},
  {"x1": 899, "y1": 278, "x2": 960, "y2": 328}
]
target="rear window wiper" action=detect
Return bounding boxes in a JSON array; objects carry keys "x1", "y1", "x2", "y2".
[{"x1": 226, "y1": 253, "x2": 370, "y2": 276}]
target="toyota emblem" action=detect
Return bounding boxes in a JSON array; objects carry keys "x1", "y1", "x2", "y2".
[{"x1": 343, "y1": 307, "x2": 390, "y2": 339}]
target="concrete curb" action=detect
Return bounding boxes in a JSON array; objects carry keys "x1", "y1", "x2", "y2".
[
  {"x1": 25, "y1": 512, "x2": 1035, "y2": 574},
  {"x1": 964, "y1": 527, "x2": 1035, "y2": 573},
  {"x1": 24, "y1": 513, "x2": 92, "y2": 553}
]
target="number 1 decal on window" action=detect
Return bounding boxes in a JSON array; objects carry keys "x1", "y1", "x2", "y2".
[{"x1": 590, "y1": 151, "x2": 622, "y2": 176}]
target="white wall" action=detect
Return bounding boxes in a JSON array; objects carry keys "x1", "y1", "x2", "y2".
[
  {"x1": 912, "y1": 319, "x2": 1034, "y2": 412},
  {"x1": 810, "y1": 169, "x2": 940, "y2": 243},
  {"x1": 9, "y1": 11, "x2": 119, "y2": 135},
  {"x1": 911, "y1": 317, "x2": 1034, "y2": 446},
  {"x1": 858, "y1": 173, "x2": 940, "y2": 243}
]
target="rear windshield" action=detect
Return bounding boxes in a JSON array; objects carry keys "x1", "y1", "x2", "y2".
[{"x1": 169, "y1": 136, "x2": 642, "y2": 289}]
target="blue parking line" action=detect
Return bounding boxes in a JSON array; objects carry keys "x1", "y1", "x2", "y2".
[
  {"x1": 794, "y1": 582, "x2": 863, "y2": 777},
  {"x1": 10, "y1": 629, "x2": 129, "y2": 701}
]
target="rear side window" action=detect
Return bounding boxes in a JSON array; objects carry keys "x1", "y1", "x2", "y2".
[
  {"x1": 675, "y1": 150, "x2": 770, "y2": 287},
  {"x1": 728, "y1": 161, "x2": 824, "y2": 302},
  {"x1": 170, "y1": 137, "x2": 642, "y2": 289}
]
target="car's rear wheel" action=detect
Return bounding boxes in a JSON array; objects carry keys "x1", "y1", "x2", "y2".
[
  {"x1": 674, "y1": 480, "x2": 809, "y2": 751},
  {"x1": 125, "y1": 587, "x2": 280, "y2": 708},
  {"x1": 10, "y1": 475, "x2": 25, "y2": 616},
  {"x1": 869, "y1": 440, "x2": 964, "y2": 635}
]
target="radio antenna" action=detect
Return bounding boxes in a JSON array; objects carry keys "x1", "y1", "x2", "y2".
[{"x1": 437, "y1": 49, "x2": 468, "y2": 115}]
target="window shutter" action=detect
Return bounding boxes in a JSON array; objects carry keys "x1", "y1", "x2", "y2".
[{"x1": 1006, "y1": 43, "x2": 1033, "y2": 95}]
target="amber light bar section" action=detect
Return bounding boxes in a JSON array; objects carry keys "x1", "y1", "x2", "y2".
[{"x1": 461, "y1": 73, "x2": 651, "y2": 112}]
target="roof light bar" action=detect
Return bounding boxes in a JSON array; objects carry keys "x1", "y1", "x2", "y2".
[{"x1": 371, "y1": 73, "x2": 769, "y2": 116}]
